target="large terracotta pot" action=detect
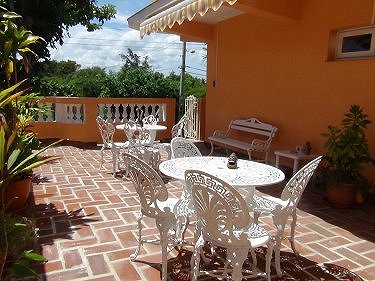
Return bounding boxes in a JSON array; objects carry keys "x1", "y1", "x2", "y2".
[
  {"x1": 326, "y1": 182, "x2": 357, "y2": 208},
  {"x1": 3, "y1": 177, "x2": 32, "y2": 212}
]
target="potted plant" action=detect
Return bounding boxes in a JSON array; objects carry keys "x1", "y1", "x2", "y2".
[
  {"x1": 0, "y1": 6, "x2": 54, "y2": 211},
  {"x1": 0, "y1": 82, "x2": 61, "y2": 279},
  {"x1": 0, "y1": 8, "x2": 61, "y2": 279},
  {"x1": 320, "y1": 104, "x2": 375, "y2": 207}
]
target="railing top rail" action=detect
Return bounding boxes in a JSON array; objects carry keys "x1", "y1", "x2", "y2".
[{"x1": 40, "y1": 96, "x2": 176, "y2": 104}]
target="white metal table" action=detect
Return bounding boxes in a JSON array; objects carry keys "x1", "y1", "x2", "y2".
[
  {"x1": 116, "y1": 123, "x2": 167, "y2": 145},
  {"x1": 274, "y1": 150, "x2": 318, "y2": 175},
  {"x1": 159, "y1": 156, "x2": 285, "y2": 200}
]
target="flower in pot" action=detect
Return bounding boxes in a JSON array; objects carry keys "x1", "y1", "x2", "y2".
[{"x1": 320, "y1": 105, "x2": 375, "y2": 207}]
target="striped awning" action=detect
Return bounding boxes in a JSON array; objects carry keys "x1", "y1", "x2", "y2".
[{"x1": 140, "y1": 0, "x2": 238, "y2": 37}]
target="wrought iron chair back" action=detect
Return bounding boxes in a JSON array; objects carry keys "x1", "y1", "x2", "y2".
[
  {"x1": 170, "y1": 137, "x2": 202, "y2": 159},
  {"x1": 123, "y1": 120, "x2": 160, "y2": 169},
  {"x1": 96, "y1": 116, "x2": 128, "y2": 174},
  {"x1": 281, "y1": 155, "x2": 323, "y2": 208},
  {"x1": 142, "y1": 114, "x2": 158, "y2": 125},
  {"x1": 122, "y1": 152, "x2": 177, "y2": 281},
  {"x1": 123, "y1": 152, "x2": 169, "y2": 217},
  {"x1": 123, "y1": 120, "x2": 151, "y2": 146},
  {"x1": 252, "y1": 156, "x2": 322, "y2": 277},
  {"x1": 98, "y1": 121, "x2": 115, "y2": 148},
  {"x1": 171, "y1": 114, "x2": 187, "y2": 138},
  {"x1": 185, "y1": 170, "x2": 273, "y2": 281}
]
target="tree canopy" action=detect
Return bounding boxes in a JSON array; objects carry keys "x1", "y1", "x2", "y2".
[
  {"x1": 1, "y1": 0, "x2": 116, "y2": 58},
  {"x1": 32, "y1": 49, "x2": 206, "y2": 99}
]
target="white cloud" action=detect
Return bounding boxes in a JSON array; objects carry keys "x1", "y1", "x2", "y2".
[
  {"x1": 48, "y1": 0, "x2": 207, "y2": 78},
  {"x1": 110, "y1": 12, "x2": 130, "y2": 24},
  {"x1": 48, "y1": 25, "x2": 206, "y2": 78}
]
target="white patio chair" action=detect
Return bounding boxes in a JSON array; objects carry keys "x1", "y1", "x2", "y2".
[
  {"x1": 170, "y1": 137, "x2": 202, "y2": 159},
  {"x1": 168, "y1": 137, "x2": 202, "y2": 240},
  {"x1": 171, "y1": 114, "x2": 187, "y2": 138},
  {"x1": 142, "y1": 114, "x2": 158, "y2": 125},
  {"x1": 123, "y1": 120, "x2": 150, "y2": 146},
  {"x1": 96, "y1": 116, "x2": 128, "y2": 175},
  {"x1": 122, "y1": 153, "x2": 195, "y2": 281},
  {"x1": 252, "y1": 156, "x2": 322, "y2": 276},
  {"x1": 123, "y1": 120, "x2": 161, "y2": 170},
  {"x1": 185, "y1": 170, "x2": 274, "y2": 281},
  {"x1": 141, "y1": 113, "x2": 173, "y2": 159}
]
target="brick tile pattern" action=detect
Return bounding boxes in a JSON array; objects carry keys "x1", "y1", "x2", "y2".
[{"x1": 18, "y1": 144, "x2": 374, "y2": 281}]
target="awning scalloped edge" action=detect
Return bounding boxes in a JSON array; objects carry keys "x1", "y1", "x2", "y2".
[{"x1": 140, "y1": 0, "x2": 238, "y2": 37}]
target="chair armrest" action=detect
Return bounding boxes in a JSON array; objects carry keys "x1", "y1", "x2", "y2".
[
  {"x1": 248, "y1": 138, "x2": 270, "y2": 152},
  {"x1": 212, "y1": 130, "x2": 229, "y2": 138}
]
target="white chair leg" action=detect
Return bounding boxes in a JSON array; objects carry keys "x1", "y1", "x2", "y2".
[
  {"x1": 190, "y1": 236, "x2": 204, "y2": 281},
  {"x1": 99, "y1": 148, "x2": 105, "y2": 170},
  {"x1": 289, "y1": 210, "x2": 299, "y2": 255},
  {"x1": 175, "y1": 215, "x2": 189, "y2": 244},
  {"x1": 130, "y1": 213, "x2": 143, "y2": 261},
  {"x1": 249, "y1": 247, "x2": 257, "y2": 271},
  {"x1": 265, "y1": 240, "x2": 274, "y2": 281},
  {"x1": 112, "y1": 150, "x2": 118, "y2": 175},
  {"x1": 227, "y1": 247, "x2": 248, "y2": 281},
  {"x1": 164, "y1": 145, "x2": 172, "y2": 159},
  {"x1": 160, "y1": 229, "x2": 169, "y2": 281},
  {"x1": 274, "y1": 235, "x2": 282, "y2": 277},
  {"x1": 156, "y1": 217, "x2": 176, "y2": 281}
]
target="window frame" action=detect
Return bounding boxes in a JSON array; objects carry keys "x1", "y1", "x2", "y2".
[{"x1": 336, "y1": 25, "x2": 375, "y2": 59}]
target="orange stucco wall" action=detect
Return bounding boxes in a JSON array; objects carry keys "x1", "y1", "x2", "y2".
[{"x1": 197, "y1": 0, "x2": 375, "y2": 178}]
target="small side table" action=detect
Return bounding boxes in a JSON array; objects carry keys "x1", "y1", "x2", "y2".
[{"x1": 274, "y1": 150, "x2": 318, "y2": 175}]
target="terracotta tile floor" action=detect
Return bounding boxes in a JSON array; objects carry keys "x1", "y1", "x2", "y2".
[{"x1": 20, "y1": 143, "x2": 374, "y2": 280}]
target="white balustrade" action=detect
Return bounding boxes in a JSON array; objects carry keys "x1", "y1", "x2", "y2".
[
  {"x1": 34, "y1": 101, "x2": 167, "y2": 125},
  {"x1": 97, "y1": 103, "x2": 166, "y2": 123},
  {"x1": 35, "y1": 103, "x2": 55, "y2": 122},
  {"x1": 56, "y1": 103, "x2": 85, "y2": 123}
]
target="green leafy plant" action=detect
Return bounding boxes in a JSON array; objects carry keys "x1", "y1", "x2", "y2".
[
  {"x1": 0, "y1": 81, "x2": 61, "y2": 279},
  {"x1": 0, "y1": 7, "x2": 43, "y2": 86},
  {"x1": 0, "y1": 8, "x2": 61, "y2": 279},
  {"x1": 0, "y1": 213, "x2": 46, "y2": 280},
  {"x1": 321, "y1": 105, "x2": 375, "y2": 194}
]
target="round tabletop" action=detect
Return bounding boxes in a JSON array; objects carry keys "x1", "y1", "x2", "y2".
[
  {"x1": 159, "y1": 156, "x2": 285, "y2": 187},
  {"x1": 115, "y1": 123, "x2": 167, "y2": 131}
]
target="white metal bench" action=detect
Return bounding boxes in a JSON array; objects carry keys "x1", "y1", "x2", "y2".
[{"x1": 208, "y1": 118, "x2": 278, "y2": 163}]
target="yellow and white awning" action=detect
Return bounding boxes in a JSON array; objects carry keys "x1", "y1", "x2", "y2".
[{"x1": 140, "y1": 0, "x2": 238, "y2": 37}]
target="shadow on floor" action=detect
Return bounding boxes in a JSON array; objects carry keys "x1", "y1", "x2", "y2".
[
  {"x1": 197, "y1": 139, "x2": 375, "y2": 245},
  {"x1": 18, "y1": 188, "x2": 99, "y2": 246},
  {"x1": 40, "y1": 138, "x2": 98, "y2": 149},
  {"x1": 133, "y1": 247, "x2": 364, "y2": 281}
]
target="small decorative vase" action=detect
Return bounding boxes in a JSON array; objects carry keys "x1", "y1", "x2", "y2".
[
  {"x1": 227, "y1": 153, "x2": 238, "y2": 169},
  {"x1": 304, "y1": 142, "x2": 312, "y2": 155}
]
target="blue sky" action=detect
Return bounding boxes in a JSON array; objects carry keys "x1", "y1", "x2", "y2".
[{"x1": 48, "y1": 0, "x2": 207, "y2": 78}]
